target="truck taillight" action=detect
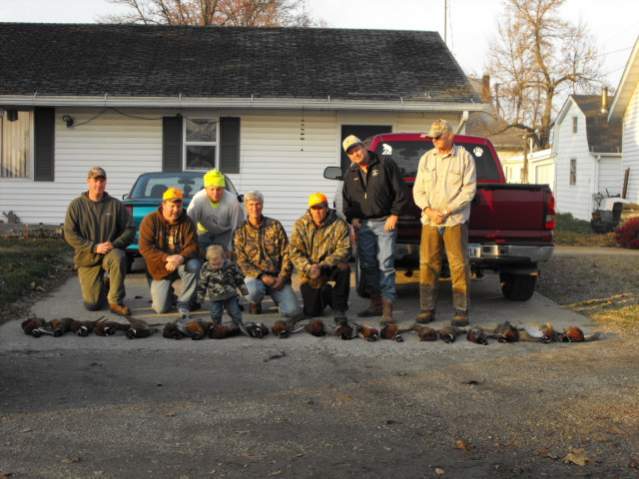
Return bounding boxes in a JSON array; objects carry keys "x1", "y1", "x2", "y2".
[{"x1": 544, "y1": 192, "x2": 556, "y2": 230}]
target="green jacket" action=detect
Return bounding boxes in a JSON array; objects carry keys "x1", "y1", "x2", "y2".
[
  {"x1": 233, "y1": 216, "x2": 293, "y2": 281},
  {"x1": 64, "y1": 192, "x2": 134, "y2": 267},
  {"x1": 289, "y1": 209, "x2": 351, "y2": 282}
]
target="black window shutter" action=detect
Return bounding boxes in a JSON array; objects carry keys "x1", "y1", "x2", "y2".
[
  {"x1": 219, "y1": 117, "x2": 240, "y2": 174},
  {"x1": 34, "y1": 107, "x2": 55, "y2": 182},
  {"x1": 163, "y1": 116, "x2": 183, "y2": 172}
]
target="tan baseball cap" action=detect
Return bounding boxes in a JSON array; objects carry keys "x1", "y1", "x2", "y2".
[
  {"x1": 428, "y1": 119, "x2": 453, "y2": 139},
  {"x1": 342, "y1": 134, "x2": 363, "y2": 153},
  {"x1": 87, "y1": 166, "x2": 107, "y2": 179}
]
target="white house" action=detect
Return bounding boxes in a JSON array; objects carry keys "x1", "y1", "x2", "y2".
[
  {"x1": 608, "y1": 37, "x2": 639, "y2": 204},
  {"x1": 551, "y1": 95, "x2": 622, "y2": 220},
  {"x1": 0, "y1": 24, "x2": 487, "y2": 232},
  {"x1": 499, "y1": 148, "x2": 555, "y2": 190}
]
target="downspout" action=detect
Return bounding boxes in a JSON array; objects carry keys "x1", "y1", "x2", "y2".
[{"x1": 455, "y1": 110, "x2": 469, "y2": 134}]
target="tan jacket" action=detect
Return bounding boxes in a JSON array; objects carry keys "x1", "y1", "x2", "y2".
[{"x1": 413, "y1": 145, "x2": 477, "y2": 226}]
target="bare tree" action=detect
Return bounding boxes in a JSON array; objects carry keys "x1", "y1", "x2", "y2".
[
  {"x1": 100, "y1": 0, "x2": 320, "y2": 27},
  {"x1": 486, "y1": 0, "x2": 604, "y2": 148}
]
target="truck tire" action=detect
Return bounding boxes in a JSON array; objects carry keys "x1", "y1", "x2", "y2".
[
  {"x1": 499, "y1": 273, "x2": 536, "y2": 301},
  {"x1": 354, "y1": 256, "x2": 370, "y2": 298}
]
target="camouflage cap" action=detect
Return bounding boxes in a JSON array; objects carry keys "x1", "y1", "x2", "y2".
[{"x1": 428, "y1": 119, "x2": 453, "y2": 139}]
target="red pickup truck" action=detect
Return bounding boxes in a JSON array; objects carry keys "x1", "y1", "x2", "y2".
[{"x1": 324, "y1": 133, "x2": 555, "y2": 302}]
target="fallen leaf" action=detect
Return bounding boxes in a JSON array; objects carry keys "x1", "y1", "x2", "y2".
[
  {"x1": 629, "y1": 458, "x2": 639, "y2": 469},
  {"x1": 0, "y1": 471, "x2": 13, "y2": 479},
  {"x1": 164, "y1": 412, "x2": 176, "y2": 417},
  {"x1": 434, "y1": 467, "x2": 445, "y2": 476},
  {"x1": 61, "y1": 457, "x2": 81, "y2": 464},
  {"x1": 19, "y1": 428, "x2": 32, "y2": 433},
  {"x1": 462, "y1": 380, "x2": 480, "y2": 386},
  {"x1": 455, "y1": 438, "x2": 472, "y2": 451},
  {"x1": 562, "y1": 448, "x2": 589, "y2": 466}
]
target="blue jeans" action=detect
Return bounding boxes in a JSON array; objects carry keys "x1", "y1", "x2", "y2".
[
  {"x1": 149, "y1": 258, "x2": 201, "y2": 314},
  {"x1": 244, "y1": 277, "x2": 301, "y2": 317},
  {"x1": 357, "y1": 217, "x2": 397, "y2": 302},
  {"x1": 210, "y1": 296, "x2": 242, "y2": 325}
]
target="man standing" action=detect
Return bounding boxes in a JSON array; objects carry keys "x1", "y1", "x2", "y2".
[
  {"x1": 233, "y1": 191, "x2": 303, "y2": 323},
  {"x1": 413, "y1": 119, "x2": 477, "y2": 326},
  {"x1": 187, "y1": 169, "x2": 244, "y2": 254},
  {"x1": 341, "y1": 135, "x2": 409, "y2": 324},
  {"x1": 139, "y1": 187, "x2": 201, "y2": 315},
  {"x1": 290, "y1": 193, "x2": 351, "y2": 324},
  {"x1": 64, "y1": 166, "x2": 134, "y2": 315}
]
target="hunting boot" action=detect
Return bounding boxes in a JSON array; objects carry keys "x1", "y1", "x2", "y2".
[
  {"x1": 417, "y1": 284, "x2": 437, "y2": 324},
  {"x1": 451, "y1": 310, "x2": 469, "y2": 327},
  {"x1": 248, "y1": 302, "x2": 262, "y2": 315},
  {"x1": 380, "y1": 299, "x2": 395, "y2": 325},
  {"x1": 357, "y1": 294, "x2": 383, "y2": 317}
]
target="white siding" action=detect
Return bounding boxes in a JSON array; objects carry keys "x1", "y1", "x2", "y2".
[
  {"x1": 553, "y1": 101, "x2": 595, "y2": 220},
  {"x1": 0, "y1": 108, "x2": 460, "y2": 230},
  {"x1": 597, "y1": 157, "x2": 623, "y2": 196},
  {"x1": 238, "y1": 110, "x2": 458, "y2": 232},
  {"x1": 0, "y1": 109, "x2": 162, "y2": 224},
  {"x1": 622, "y1": 83, "x2": 639, "y2": 202}
]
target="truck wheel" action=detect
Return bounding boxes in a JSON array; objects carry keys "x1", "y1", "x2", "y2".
[
  {"x1": 355, "y1": 256, "x2": 370, "y2": 298},
  {"x1": 500, "y1": 273, "x2": 536, "y2": 301}
]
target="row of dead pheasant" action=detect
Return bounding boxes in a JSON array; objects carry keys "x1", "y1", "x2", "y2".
[{"x1": 21, "y1": 316, "x2": 603, "y2": 343}]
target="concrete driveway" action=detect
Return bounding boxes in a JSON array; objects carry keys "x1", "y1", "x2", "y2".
[
  {"x1": 5, "y1": 270, "x2": 635, "y2": 479},
  {"x1": 0, "y1": 269, "x2": 591, "y2": 353}
]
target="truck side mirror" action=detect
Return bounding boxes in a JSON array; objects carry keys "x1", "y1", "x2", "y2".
[{"x1": 323, "y1": 166, "x2": 343, "y2": 181}]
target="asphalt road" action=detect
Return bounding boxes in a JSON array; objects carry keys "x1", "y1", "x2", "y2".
[{"x1": 1, "y1": 272, "x2": 638, "y2": 478}]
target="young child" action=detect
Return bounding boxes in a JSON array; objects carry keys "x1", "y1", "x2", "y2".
[{"x1": 196, "y1": 245, "x2": 249, "y2": 326}]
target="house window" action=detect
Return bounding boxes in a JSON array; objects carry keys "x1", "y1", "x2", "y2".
[
  {"x1": 0, "y1": 110, "x2": 33, "y2": 178},
  {"x1": 184, "y1": 117, "x2": 218, "y2": 170},
  {"x1": 570, "y1": 158, "x2": 577, "y2": 185},
  {"x1": 572, "y1": 116, "x2": 578, "y2": 134}
]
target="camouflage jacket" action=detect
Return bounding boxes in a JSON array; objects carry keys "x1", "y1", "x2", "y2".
[
  {"x1": 289, "y1": 209, "x2": 351, "y2": 282},
  {"x1": 233, "y1": 216, "x2": 293, "y2": 281},
  {"x1": 196, "y1": 260, "x2": 246, "y2": 303}
]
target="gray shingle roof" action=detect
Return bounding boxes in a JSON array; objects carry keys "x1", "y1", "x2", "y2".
[
  {"x1": 0, "y1": 23, "x2": 480, "y2": 103},
  {"x1": 573, "y1": 95, "x2": 622, "y2": 153}
]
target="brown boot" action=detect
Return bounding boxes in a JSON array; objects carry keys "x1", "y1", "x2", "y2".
[
  {"x1": 109, "y1": 303, "x2": 131, "y2": 317},
  {"x1": 357, "y1": 295, "x2": 383, "y2": 317},
  {"x1": 248, "y1": 302, "x2": 262, "y2": 315},
  {"x1": 381, "y1": 299, "x2": 394, "y2": 325}
]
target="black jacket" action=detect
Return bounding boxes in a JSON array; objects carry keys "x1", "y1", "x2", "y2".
[{"x1": 342, "y1": 152, "x2": 409, "y2": 222}]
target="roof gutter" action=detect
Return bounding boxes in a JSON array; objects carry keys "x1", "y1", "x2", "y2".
[{"x1": 0, "y1": 95, "x2": 489, "y2": 113}]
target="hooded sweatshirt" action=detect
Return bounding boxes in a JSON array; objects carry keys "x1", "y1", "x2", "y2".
[
  {"x1": 139, "y1": 208, "x2": 199, "y2": 280},
  {"x1": 289, "y1": 209, "x2": 351, "y2": 282}
]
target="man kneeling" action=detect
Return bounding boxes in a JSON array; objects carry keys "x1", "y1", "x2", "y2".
[
  {"x1": 290, "y1": 193, "x2": 352, "y2": 324},
  {"x1": 139, "y1": 187, "x2": 201, "y2": 315}
]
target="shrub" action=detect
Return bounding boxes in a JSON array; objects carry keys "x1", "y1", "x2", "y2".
[{"x1": 615, "y1": 217, "x2": 639, "y2": 249}]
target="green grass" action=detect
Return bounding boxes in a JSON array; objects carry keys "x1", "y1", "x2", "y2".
[
  {"x1": 0, "y1": 238, "x2": 73, "y2": 306},
  {"x1": 553, "y1": 213, "x2": 618, "y2": 247}
]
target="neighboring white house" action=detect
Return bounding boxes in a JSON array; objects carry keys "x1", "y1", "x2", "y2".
[
  {"x1": 500, "y1": 148, "x2": 555, "y2": 190},
  {"x1": 551, "y1": 95, "x2": 622, "y2": 220},
  {"x1": 608, "y1": 37, "x2": 639, "y2": 204},
  {"x1": 0, "y1": 24, "x2": 487, "y2": 232}
]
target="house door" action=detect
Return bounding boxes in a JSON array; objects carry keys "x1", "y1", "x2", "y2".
[{"x1": 340, "y1": 124, "x2": 392, "y2": 172}]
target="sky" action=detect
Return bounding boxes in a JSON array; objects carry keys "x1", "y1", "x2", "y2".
[{"x1": 1, "y1": 0, "x2": 637, "y2": 89}]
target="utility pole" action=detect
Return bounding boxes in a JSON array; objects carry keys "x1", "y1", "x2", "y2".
[{"x1": 444, "y1": 0, "x2": 448, "y2": 45}]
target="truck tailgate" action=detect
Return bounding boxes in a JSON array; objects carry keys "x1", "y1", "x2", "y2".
[{"x1": 469, "y1": 184, "x2": 553, "y2": 243}]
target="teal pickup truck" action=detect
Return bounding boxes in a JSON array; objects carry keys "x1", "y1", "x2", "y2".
[{"x1": 121, "y1": 171, "x2": 241, "y2": 271}]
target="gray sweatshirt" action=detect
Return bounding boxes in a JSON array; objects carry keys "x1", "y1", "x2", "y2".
[{"x1": 186, "y1": 189, "x2": 244, "y2": 250}]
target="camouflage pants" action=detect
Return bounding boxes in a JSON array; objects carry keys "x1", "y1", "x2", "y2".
[{"x1": 419, "y1": 223, "x2": 470, "y2": 313}]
